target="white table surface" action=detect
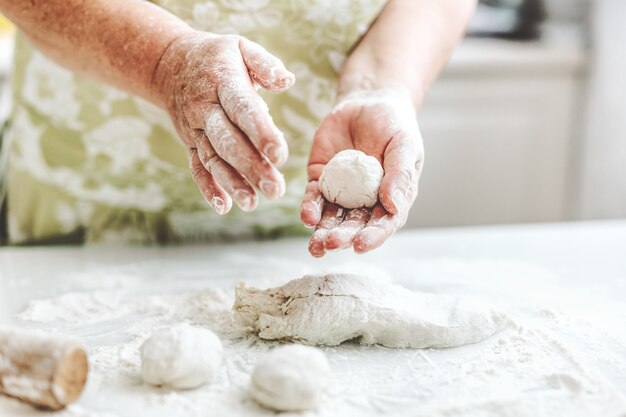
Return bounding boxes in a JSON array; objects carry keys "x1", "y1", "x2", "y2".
[{"x1": 1, "y1": 220, "x2": 625, "y2": 417}]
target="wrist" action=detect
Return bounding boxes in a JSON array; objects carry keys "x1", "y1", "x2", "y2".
[
  {"x1": 335, "y1": 73, "x2": 419, "y2": 111},
  {"x1": 149, "y1": 26, "x2": 197, "y2": 110},
  {"x1": 337, "y1": 64, "x2": 425, "y2": 109}
]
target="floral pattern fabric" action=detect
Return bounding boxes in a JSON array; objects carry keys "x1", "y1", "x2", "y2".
[{"x1": 4, "y1": 0, "x2": 385, "y2": 244}]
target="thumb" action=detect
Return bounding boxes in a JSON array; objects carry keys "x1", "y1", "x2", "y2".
[{"x1": 239, "y1": 37, "x2": 295, "y2": 92}]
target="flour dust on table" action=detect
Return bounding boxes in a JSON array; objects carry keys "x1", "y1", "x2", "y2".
[{"x1": 5, "y1": 257, "x2": 626, "y2": 417}]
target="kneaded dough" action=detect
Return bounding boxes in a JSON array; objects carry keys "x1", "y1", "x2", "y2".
[
  {"x1": 140, "y1": 324, "x2": 223, "y2": 389},
  {"x1": 251, "y1": 344, "x2": 330, "y2": 412},
  {"x1": 319, "y1": 149, "x2": 384, "y2": 208},
  {"x1": 235, "y1": 274, "x2": 501, "y2": 348}
]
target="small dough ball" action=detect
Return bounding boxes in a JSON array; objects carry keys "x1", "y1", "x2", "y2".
[
  {"x1": 319, "y1": 149, "x2": 384, "y2": 209},
  {"x1": 140, "y1": 324, "x2": 223, "y2": 389},
  {"x1": 250, "y1": 344, "x2": 331, "y2": 412}
]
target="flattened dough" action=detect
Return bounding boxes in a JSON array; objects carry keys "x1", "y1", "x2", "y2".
[{"x1": 234, "y1": 274, "x2": 501, "y2": 348}]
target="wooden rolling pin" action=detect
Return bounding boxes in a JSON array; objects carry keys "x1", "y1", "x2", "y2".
[{"x1": 0, "y1": 327, "x2": 88, "y2": 410}]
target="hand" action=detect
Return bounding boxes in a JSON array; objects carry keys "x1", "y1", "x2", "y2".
[
  {"x1": 152, "y1": 30, "x2": 295, "y2": 214},
  {"x1": 301, "y1": 89, "x2": 424, "y2": 257}
]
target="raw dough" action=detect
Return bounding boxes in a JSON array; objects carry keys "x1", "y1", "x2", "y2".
[
  {"x1": 140, "y1": 324, "x2": 223, "y2": 389},
  {"x1": 319, "y1": 149, "x2": 384, "y2": 208},
  {"x1": 235, "y1": 274, "x2": 501, "y2": 348},
  {"x1": 250, "y1": 344, "x2": 330, "y2": 411}
]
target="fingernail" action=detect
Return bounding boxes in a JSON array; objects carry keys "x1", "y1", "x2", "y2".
[
  {"x1": 211, "y1": 197, "x2": 226, "y2": 215},
  {"x1": 264, "y1": 144, "x2": 288, "y2": 165},
  {"x1": 274, "y1": 72, "x2": 295, "y2": 91},
  {"x1": 234, "y1": 190, "x2": 255, "y2": 212},
  {"x1": 353, "y1": 238, "x2": 367, "y2": 254},
  {"x1": 300, "y1": 203, "x2": 318, "y2": 228},
  {"x1": 259, "y1": 179, "x2": 284, "y2": 199}
]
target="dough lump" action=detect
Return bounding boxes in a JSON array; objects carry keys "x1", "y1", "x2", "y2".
[
  {"x1": 319, "y1": 149, "x2": 384, "y2": 208},
  {"x1": 140, "y1": 324, "x2": 223, "y2": 389},
  {"x1": 235, "y1": 274, "x2": 501, "y2": 348},
  {"x1": 251, "y1": 344, "x2": 330, "y2": 412}
]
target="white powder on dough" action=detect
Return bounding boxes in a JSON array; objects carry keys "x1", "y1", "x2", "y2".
[
  {"x1": 319, "y1": 150, "x2": 384, "y2": 209},
  {"x1": 140, "y1": 324, "x2": 223, "y2": 389},
  {"x1": 6, "y1": 261, "x2": 626, "y2": 417},
  {"x1": 235, "y1": 274, "x2": 501, "y2": 348},
  {"x1": 250, "y1": 344, "x2": 330, "y2": 412}
]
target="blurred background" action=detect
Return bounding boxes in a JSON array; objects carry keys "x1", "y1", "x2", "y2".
[
  {"x1": 0, "y1": 0, "x2": 623, "y2": 230},
  {"x1": 0, "y1": 12, "x2": 11, "y2": 131},
  {"x1": 410, "y1": 0, "x2": 626, "y2": 229}
]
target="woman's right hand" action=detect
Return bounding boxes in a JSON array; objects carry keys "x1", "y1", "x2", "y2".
[{"x1": 152, "y1": 30, "x2": 295, "y2": 215}]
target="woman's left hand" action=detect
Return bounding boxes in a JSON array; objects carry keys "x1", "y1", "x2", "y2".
[{"x1": 301, "y1": 89, "x2": 424, "y2": 257}]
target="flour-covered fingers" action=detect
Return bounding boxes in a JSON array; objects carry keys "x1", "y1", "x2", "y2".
[
  {"x1": 300, "y1": 180, "x2": 324, "y2": 228},
  {"x1": 308, "y1": 229, "x2": 328, "y2": 258},
  {"x1": 204, "y1": 105, "x2": 285, "y2": 199},
  {"x1": 217, "y1": 77, "x2": 289, "y2": 166},
  {"x1": 239, "y1": 37, "x2": 295, "y2": 92},
  {"x1": 353, "y1": 204, "x2": 408, "y2": 254},
  {"x1": 195, "y1": 140, "x2": 258, "y2": 212},
  {"x1": 323, "y1": 208, "x2": 370, "y2": 252},
  {"x1": 308, "y1": 203, "x2": 345, "y2": 257},
  {"x1": 188, "y1": 149, "x2": 232, "y2": 215},
  {"x1": 186, "y1": 120, "x2": 257, "y2": 212},
  {"x1": 378, "y1": 128, "x2": 424, "y2": 216}
]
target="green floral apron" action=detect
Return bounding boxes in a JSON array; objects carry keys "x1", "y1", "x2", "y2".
[{"x1": 3, "y1": 0, "x2": 385, "y2": 244}]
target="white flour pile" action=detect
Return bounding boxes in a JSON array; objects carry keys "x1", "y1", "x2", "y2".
[{"x1": 3, "y1": 259, "x2": 626, "y2": 417}]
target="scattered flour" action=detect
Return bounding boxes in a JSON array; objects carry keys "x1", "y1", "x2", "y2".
[
  {"x1": 18, "y1": 288, "x2": 239, "y2": 337},
  {"x1": 5, "y1": 261, "x2": 626, "y2": 417}
]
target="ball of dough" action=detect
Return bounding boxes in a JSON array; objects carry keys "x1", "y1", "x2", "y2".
[
  {"x1": 250, "y1": 344, "x2": 331, "y2": 411},
  {"x1": 319, "y1": 149, "x2": 384, "y2": 209},
  {"x1": 140, "y1": 324, "x2": 223, "y2": 389}
]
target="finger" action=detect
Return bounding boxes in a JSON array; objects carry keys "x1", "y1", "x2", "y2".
[
  {"x1": 179, "y1": 116, "x2": 258, "y2": 212},
  {"x1": 205, "y1": 105, "x2": 285, "y2": 200},
  {"x1": 195, "y1": 135, "x2": 258, "y2": 212},
  {"x1": 217, "y1": 75, "x2": 289, "y2": 166},
  {"x1": 353, "y1": 204, "x2": 409, "y2": 254},
  {"x1": 378, "y1": 129, "x2": 424, "y2": 215},
  {"x1": 188, "y1": 149, "x2": 232, "y2": 215},
  {"x1": 238, "y1": 37, "x2": 295, "y2": 92},
  {"x1": 300, "y1": 180, "x2": 324, "y2": 228},
  {"x1": 324, "y1": 208, "x2": 370, "y2": 252},
  {"x1": 177, "y1": 118, "x2": 233, "y2": 214},
  {"x1": 308, "y1": 203, "x2": 345, "y2": 257}
]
